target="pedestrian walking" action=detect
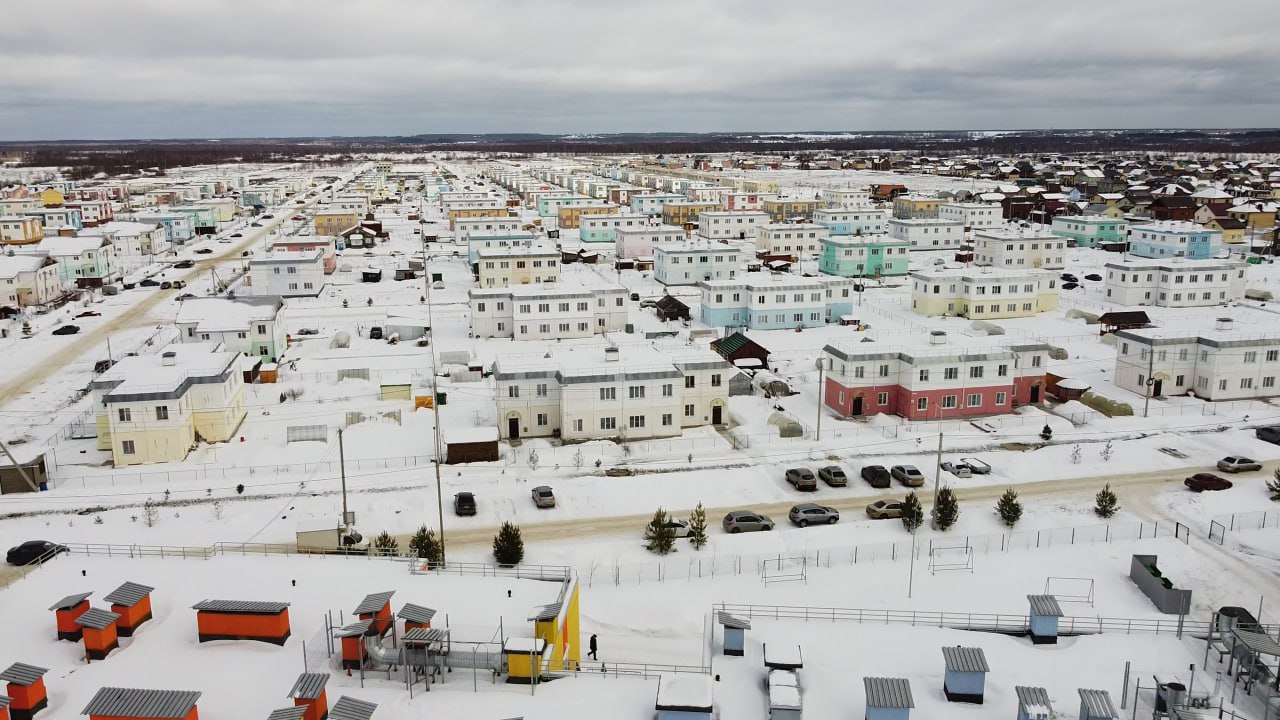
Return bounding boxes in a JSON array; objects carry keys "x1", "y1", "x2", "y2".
[{"x1": 588, "y1": 633, "x2": 598, "y2": 660}]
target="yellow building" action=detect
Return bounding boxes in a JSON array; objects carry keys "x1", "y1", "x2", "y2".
[
  {"x1": 1205, "y1": 218, "x2": 1247, "y2": 244},
  {"x1": 1227, "y1": 203, "x2": 1278, "y2": 230},
  {"x1": 763, "y1": 198, "x2": 825, "y2": 222},
  {"x1": 449, "y1": 207, "x2": 512, "y2": 230},
  {"x1": 910, "y1": 268, "x2": 1060, "y2": 319},
  {"x1": 477, "y1": 246, "x2": 561, "y2": 287},
  {"x1": 39, "y1": 188, "x2": 65, "y2": 207},
  {"x1": 556, "y1": 204, "x2": 617, "y2": 229},
  {"x1": 891, "y1": 195, "x2": 944, "y2": 219},
  {"x1": 314, "y1": 210, "x2": 360, "y2": 236},
  {"x1": 533, "y1": 576, "x2": 580, "y2": 673},
  {"x1": 0, "y1": 216, "x2": 44, "y2": 245},
  {"x1": 662, "y1": 202, "x2": 720, "y2": 227}
]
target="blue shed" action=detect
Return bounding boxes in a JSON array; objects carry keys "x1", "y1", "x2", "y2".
[
  {"x1": 1027, "y1": 595, "x2": 1063, "y2": 645},
  {"x1": 864, "y1": 677, "x2": 913, "y2": 720},
  {"x1": 655, "y1": 676, "x2": 713, "y2": 720},
  {"x1": 1016, "y1": 686, "x2": 1053, "y2": 720},
  {"x1": 717, "y1": 611, "x2": 750, "y2": 656},
  {"x1": 941, "y1": 646, "x2": 989, "y2": 704},
  {"x1": 1078, "y1": 689, "x2": 1118, "y2": 720}
]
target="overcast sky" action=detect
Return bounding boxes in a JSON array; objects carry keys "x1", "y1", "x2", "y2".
[{"x1": 2, "y1": 0, "x2": 1277, "y2": 141}]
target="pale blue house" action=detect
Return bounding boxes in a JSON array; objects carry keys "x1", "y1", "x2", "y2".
[
  {"x1": 941, "y1": 646, "x2": 989, "y2": 704},
  {"x1": 864, "y1": 677, "x2": 913, "y2": 720},
  {"x1": 1051, "y1": 215, "x2": 1129, "y2": 247},
  {"x1": 1128, "y1": 222, "x2": 1220, "y2": 260},
  {"x1": 1028, "y1": 595, "x2": 1063, "y2": 644},
  {"x1": 466, "y1": 231, "x2": 537, "y2": 263},
  {"x1": 814, "y1": 208, "x2": 888, "y2": 236},
  {"x1": 700, "y1": 273, "x2": 856, "y2": 330},
  {"x1": 630, "y1": 193, "x2": 685, "y2": 216},
  {"x1": 819, "y1": 236, "x2": 910, "y2": 278}
]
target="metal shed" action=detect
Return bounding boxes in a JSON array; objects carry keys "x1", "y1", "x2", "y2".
[
  {"x1": 267, "y1": 708, "x2": 307, "y2": 720},
  {"x1": 941, "y1": 646, "x2": 989, "y2": 703},
  {"x1": 655, "y1": 676, "x2": 714, "y2": 720},
  {"x1": 1, "y1": 663, "x2": 48, "y2": 720},
  {"x1": 398, "y1": 604, "x2": 436, "y2": 631},
  {"x1": 75, "y1": 608, "x2": 122, "y2": 661},
  {"x1": 333, "y1": 620, "x2": 374, "y2": 669},
  {"x1": 1016, "y1": 686, "x2": 1054, "y2": 720},
  {"x1": 1077, "y1": 689, "x2": 1119, "y2": 720},
  {"x1": 1027, "y1": 595, "x2": 1063, "y2": 644},
  {"x1": 192, "y1": 600, "x2": 292, "y2": 645},
  {"x1": 329, "y1": 696, "x2": 377, "y2": 720},
  {"x1": 1, "y1": 694, "x2": 12, "y2": 720},
  {"x1": 103, "y1": 582, "x2": 155, "y2": 637},
  {"x1": 864, "y1": 677, "x2": 913, "y2": 720},
  {"x1": 287, "y1": 672, "x2": 329, "y2": 720},
  {"x1": 81, "y1": 688, "x2": 202, "y2": 720},
  {"x1": 717, "y1": 611, "x2": 750, "y2": 656},
  {"x1": 353, "y1": 592, "x2": 395, "y2": 636},
  {"x1": 49, "y1": 592, "x2": 92, "y2": 641}
]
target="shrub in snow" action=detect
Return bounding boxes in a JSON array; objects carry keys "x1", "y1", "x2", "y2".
[
  {"x1": 1040, "y1": 424, "x2": 1053, "y2": 441},
  {"x1": 93, "y1": 515, "x2": 104, "y2": 525},
  {"x1": 1100, "y1": 440, "x2": 1115, "y2": 462},
  {"x1": 1094, "y1": 483, "x2": 1120, "y2": 518},
  {"x1": 342, "y1": 299, "x2": 349, "y2": 308},
  {"x1": 996, "y1": 487, "x2": 1023, "y2": 527},
  {"x1": 900, "y1": 492, "x2": 924, "y2": 533},
  {"x1": 527, "y1": 449, "x2": 540, "y2": 472},
  {"x1": 688, "y1": 503, "x2": 708, "y2": 550},
  {"x1": 236, "y1": 484, "x2": 245, "y2": 495},
  {"x1": 409, "y1": 525, "x2": 443, "y2": 564},
  {"x1": 211, "y1": 501, "x2": 223, "y2": 520},
  {"x1": 1070, "y1": 444, "x2": 1082, "y2": 464},
  {"x1": 373, "y1": 530, "x2": 400, "y2": 557},
  {"x1": 572, "y1": 448, "x2": 584, "y2": 471},
  {"x1": 1267, "y1": 470, "x2": 1280, "y2": 502},
  {"x1": 932, "y1": 486, "x2": 959, "y2": 531},
  {"x1": 492, "y1": 521, "x2": 524, "y2": 565},
  {"x1": 143, "y1": 499, "x2": 159, "y2": 528},
  {"x1": 644, "y1": 508, "x2": 676, "y2": 555}
]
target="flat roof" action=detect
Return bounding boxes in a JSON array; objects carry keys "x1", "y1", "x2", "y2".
[{"x1": 655, "y1": 676, "x2": 714, "y2": 712}]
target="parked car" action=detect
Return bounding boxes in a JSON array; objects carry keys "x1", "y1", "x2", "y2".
[
  {"x1": 960, "y1": 457, "x2": 991, "y2": 474},
  {"x1": 817, "y1": 465, "x2": 848, "y2": 487},
  {"x1": 453, "y1": 492, "x2": 477, "y2": 516},
  {"x1": 861, "y1": 465, "x2": 891, "y2": 488},
  {"x1": 1255, "y1": 426, "x2": 1280, "y2": 445},
  {"x1": 722, "y1": 511, "x2": 774, "y2": 533},
  {"x1": 891, "y1": 464, "x2": 925, "y2": 486},
  {"x1": 7, "y1": 540, "x2": 67, "y2": 566},
  {"x1": 174, "y1": 260, "x2": 195, "y2": 269},
  {"x1": 789, "y1": 503, "x2": 840, "y2": 527},
  {"x1": 75, "y1": 311, "x2": 101, "y2": 318},
  {"x1": 369, "y1": 326, "x2": 384, "y2": 340},
  {"x1": 1060, "y1": 273, "x2": 1078, "y2": 282},
  {"x1": 941, "y1": 461, "x2": 972, "y2": 478},
  {"x1": 51, "y1": 325, "x2": 80, "y2": 336},
  {"x1": 219, "y1": 238, "x2": 232, "y2": 244},
  {"x1": 292, "y1": 216, "x2": 304, "y2": 221},
  {"x1": 629, "y1": 292, "x2": 640, "y2": 301},
  {"x1": 531, "y1": 485, "x2": 556, "y2": 508},
  {"x1": 651, "y1": 518, "x2": 691, "y2": 538},
  {"x1": 251, "y1": 222, "x2": 263, "y2": 227},
  {"x1": 785, "y1": 467, "x2": 818, "y2": 491},
  {"x1": 295, "y1": 328, "x2": 320, "y2": 336},
  {"x1": 865, "y1": 500, "x2": 905, "y2": 520},
  {"x1": 160, "y1": 281, "x2": 172, "y2": 290},
  {"x1": 1184, "y1": 473, "x2": 1233, "y2": 492},
  {"x1": 230, "y1": 233, "x2": 243, "y2": 238},
  {"x1": 262, "y1": 214, "x2": 275, "y2": 219},
  {"x1": 176, "y1": 293, "x2": 196, "y2": 301},
  {"x1": 195, "y1": 248, "x2": 214, "y2": 255},
  {"x1": 139, "y1": 278, "x2": 160, "y2": 287},
  {"x1": 1084, "y1": 274, "x2": 1102, "y2": 281},
  {"x1": 1217, "y1": 456, "x2": 1262, "y2": 473},
  {"x1": 1062, "y1": 282, "x2": 1079, "y2": 290}
]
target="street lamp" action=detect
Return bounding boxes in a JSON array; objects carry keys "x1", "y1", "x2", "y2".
[{"x1": 420, "y1": 235, "x2": 447, "y2": 563}]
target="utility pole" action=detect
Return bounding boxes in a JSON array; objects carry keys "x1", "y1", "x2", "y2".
[
  {"x1": 422, "y1": 236, "x2": 447, "y2": 563},
  {"x1": 815, "y1": 359, "x2": 825, "y2": 442},
  {"x1": 337, "y1": 427, "x2": 349, "y2": 525},
  {"x1": 1143, "y1": 346, "x2": 1155, "y2": 418},
  {"x1": 933, "y1": 431, "x2": 944, "y2": 508}
]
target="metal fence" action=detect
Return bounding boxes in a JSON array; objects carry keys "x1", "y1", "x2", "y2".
[
  {"x1": 551, "y1": 661, "x2": 710, "y2": 679},
  {"x1": 1208, "y1": 510, "x2": 1280, "y2": 546}
]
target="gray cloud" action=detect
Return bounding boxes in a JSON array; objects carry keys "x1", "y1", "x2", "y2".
[{"x1": 1, "y1": 0, "x2": 1277, "y2": 140}]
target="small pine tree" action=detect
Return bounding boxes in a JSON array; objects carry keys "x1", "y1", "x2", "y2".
[
  {"x1": 1267, "y1": 469, "x2": 1280, "y2": 502},
  {"x1": 1040, "y1": 424, "x2": 1053, "y2": 441},
  {"x1": 342, "y1": 298, "x2": 349, "y2": 308},
  {"x1": 143, "y1": 499, "x2": 159, "y2": 527},
  {"x1": 644, "y1": 508, "x2": 677, "y2": 555},
  {"x1": 1095, "y1": 483, "x2": 1120, "y2": 518},
  {"x1": 932, "y1": 486, "x2": 960, "y2": 531},
  {"x1": 996, "y1": 487, "x2": 1023, "y2": 527},
  {"x1": 900, "y1": 492, "x2": 924, "y2": 533},
  {"x1": 1100, "y1": 440, "x2": 1115, "y2": 462},
  {"x1": 688, "y1": 503, "x2": 708, "y2": 550},
  {"x1": 492, "y1": 521, "x2": 524, "y2": 565},
  {"x1": 572, "y1": 448, "x2": 584, "y2": 471},
  {"x1": 409, "y1": 525, "x2": 443, "y2": 564},
  {"x1": 373, "y1": 530, "x2": 399, "y2": 557},
  {"x1": 527, "y1": 449, "x2": 540, "y2": 472},
  {"x1": 22, "y1": 321, "x2": 31, "y2": 338},
  {"x1": 1070, "y1": 444, "x2": 1083, "y2": 465},
  {"x1": 211, "y1": 500, "x2": 224, "y2": 520}
]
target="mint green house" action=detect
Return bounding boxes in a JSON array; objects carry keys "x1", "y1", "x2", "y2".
[
  {"x1": 819, "y1": 236, "x2": 910, "y2": 278},
  {"x1": 1050, "y1": 215, "x2": 1129, "y2": 247}
]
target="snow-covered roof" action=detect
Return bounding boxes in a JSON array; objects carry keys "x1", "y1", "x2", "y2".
[
  {"x1": 175, "y1": 297, "x2": 281, "y2": 333},
  {"x1": 655, "y1": 676, "x2": 714, "y2": 711},
  {"x1": 503, "y1": 637, "x2": 546, "y2": 653},
  {"x1": 440, "y1": 426, "x2": 498, "y2": 444},
  {"x1": 0, "y1": 253, "x2": 52, "y2": 277},
  {"x1": 90, "y1": 342, "x2": 239, "y2": 400}
]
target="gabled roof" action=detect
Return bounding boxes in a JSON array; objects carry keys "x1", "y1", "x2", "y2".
[
  {"x1": 654, "y1": 295, "x2": 689, "y2": 311},
  {"x1": 0, "y1": 695, "x2": 11, "y2": 710},
  {"x1": 353, "y1": 591, "x2": 394, "y2": 615},
  {"x1": 398, "y1": 604, "x2": 436, "y2": 625},
  {"x1": 716, "y1": 611, "x2": 751, "y2": 630},
  {"x1": 941, "y1": 646, "x2": 989, "y2": 673},
  {"x1": 1027, "y1": 594, "x2": 1063, "y2": 617},
  {"x1": 49, "y1": 591, "x2": 93, "y2": 611},
  {"x1": 332, "y1": 620, "x2": 373, "y2": 638},
  {"x1": 81, "y1": 688, "x2": 202, "y2": 719},
  {"x1": 192, "y1": 600, "x2": 290, "y2": 614},
  {"x1": 1016, "y1": 686, "x2": 1053, "y2": 713},
  {"x1": 1078, "y1": 689, "x2": 1118, "y2": 719},
  {"x1": 75, "y1": 608, "x2": 121, "y2": 630},
  {"x1": 104, "y1": 582, "x2": 155, "y2": 608},
  {"x1": 0, "y1": 663, "x2": 47, "y2": 686},
  {"x1": 711, "y1": 331, "x2": 769, "y2": 360}
]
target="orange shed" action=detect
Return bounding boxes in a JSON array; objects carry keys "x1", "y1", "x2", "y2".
[
  {"x1": 286, "y1": 673, "x2": 329, "y2": 720},
  {"x1": 103, "y1": 582, "x2": 154, "y2": 638},
  {"x1": 333, "y1": 620, "x2": 373, "y2": 670},
  {"x1": 48, "y1": 592, "x2": 92, "y2": 641},
  {"x1": 81, "y1": 687, "x2": 200, "y2": 720},
  {"x1": 192, "y1": 600, "x2": 291, "y2": 645},
  {"x1": 398, "y1": 603, "x2": 435, "y2": 633},
  {"x1": 267, "y1": 708, "x2": 306, "y2": 720},
  {"x1": 75, "y1": 608, "x2": 122, "y2": 661},
  {"x1": 0, "y1": 663, "x2": 48, "y2": 720},
  {"x1": 353, "y1": 592, "x2": 394, "y2": 637},
  {"x1": 1, "y1": 694, "x2": 12, "y2": 720}
]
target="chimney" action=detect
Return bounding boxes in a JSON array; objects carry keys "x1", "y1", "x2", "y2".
[
  {"x1": 930, "y1": 331, "x2": 947, "y2": 345},
  {"x1": 604, "y1": 347, "x2": 620, "y2": 362},
  {"x1": 161, "y1": 351, "x2": 177, "y2": 366},
  {"x1": 1215, "y1": 317, "x2": 1233, "y2": 331}
]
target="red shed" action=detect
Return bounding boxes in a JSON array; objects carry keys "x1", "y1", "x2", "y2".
[
  {"x1": 75, "y1": 608, "x2": 121, "y2": 661},
  {"x1": 286, "y1": 673, "x2": 329, "y2": 720},
  {"x1": 49, "y1": 592, "x2": 92, "y2": 641},
  {"x1": 192, "y1": 600, "x2": 291, "y2": 645},
  {"x1": 398, "y1": 604, "x2": 436, "y2": 633},
  {"x1": 353, "y1": 592, "x2": 394, "y2": 637},
  {"x1": 0, "y1": 663, "x2": 48, "y2": 720},
  {"x1": 333, "y1": 620, "x2": 373, "y2": 669},
  {"x1": 103, "y1": 582, "x2": 154, "y2": 637},
  {"x1": 81, "y1": 687, "x2": 200, "y2": 720},
  {"x1": 1, "y1": 694, "x2": 12, "y2": 720}
]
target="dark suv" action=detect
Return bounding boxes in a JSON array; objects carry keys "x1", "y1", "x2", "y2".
[
  {"x1": 453, "y1": 492, "x2": 476, "y2": 516},
  {"x1": 861, "y1": 465, "x2": 891, "y2": 488},
  {"x1": 1256, "y1": 426, "x2": 1280, "y2": 445}
]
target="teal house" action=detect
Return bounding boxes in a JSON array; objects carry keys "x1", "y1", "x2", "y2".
[
  {"x1": 819, "y1": 236, "x2": 910, "y2": 278},
  {"x1": 1050, "y1": 216, "x2": 1129, "y2": 247}
]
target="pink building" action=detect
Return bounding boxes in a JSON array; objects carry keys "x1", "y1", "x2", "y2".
[{"x1": 273, "y1": 238, "x2": 337, "y2": 274}]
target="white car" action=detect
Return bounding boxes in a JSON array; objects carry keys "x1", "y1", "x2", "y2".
[{"x1": 653, "y1": 519, "x2": 691, "y2": 538}]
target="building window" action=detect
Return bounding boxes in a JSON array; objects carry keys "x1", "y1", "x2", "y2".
[
  {"x1": 121, "y1": 440, "x2": 136, "y2": 455},
  {"x1": 601, "y1": 387, "x2": 616, "y2": 400},
  {"x1": 117, "y1": 408, "x2": 131, "y2": 422},
  {"x1": 918, "y1": 369, "x2": 929, "y2": 382},
  {"x1": 854, "y1": 366, "x2": 865, "y2": 379},
  {"x1": 536, "y1": 413, "x2": 548, "y2": 426},
  {"x1": 574, "y1": 419, "x2": 584, "y2": 432},
  {"x1": 536, "y1": 383, "x2": 548, "y2": 397},
  {"x1": 1219, "y1": 379, "x2": 1228, "y2": 391},
  {"x1": 1245, "y1": 351, "x2": 1258, "y2": 363},
  {"x1": 967, "y1": 393, "x2": 982, "y2": 407},
  {"x1": 941, "y1": 395, "x2": 957, "y2": 409},
  {"x1": 684, "y1": 404, "x2": 695, "y2": 417},
  {"x1": 600, "y1": 417, "x2": 616, "y2": 430},
  {"x1": 995, "y1": 392, "x2": 1006, "y2": 405},
  {"x1": 629, "y1": 415, "x2": 645, "y2": 429},
  {"x1": 970, "y1": 366, "x2": 983, "y2": 379},
  {"x1": 1241, "y1": 378, "x2": 1254, "y2": 390},
  {"x1": 1031, "y1": 356, "x2": 1042, "y2": 367},
  {"x1": 629, "y1": 386, "x2": 645, "y2": 399},
  {"x1": 877, "y1": 392, "x2": 889, "y2": 406},
  {"x1": 155, "y1": 406, "x2": 169, "y2": 421},
  {"x1": 685, "y1": 376, "x2": 695, "y2": 388},
  {"x1": 1264, "y1": 377, "x2": 1276, "y2": 388},
  {"x1": 916, "y1": 397, "x2": 928, "y2": 411},
  {"x1": 508, "y1": 386, "x2": 519, "y2": 398},
  {"x1": 879, "y1": 364, "x2": 889, "y2": 377},
  {"x1": 944, "y1": 367, "x2": 959, "y2": 380}
]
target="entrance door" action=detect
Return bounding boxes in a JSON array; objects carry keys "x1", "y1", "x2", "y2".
[
  {"x1": 712, "y1": 405, "x2": 723, "y2": 425},
  {"x1": 507, "y1": 417, "x2": 520, "y2": 439},
  {"x1": 852, "y1": 396, "x2": 864, "y2": 415},
  {"x1": 1153, "y1": 379, "x2": 1163, "y2": 397},
  {"x1": 1030, "y1": 385, "x2": 1041, "y2": 403}
]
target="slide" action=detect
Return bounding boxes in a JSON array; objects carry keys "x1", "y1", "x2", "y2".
[{"x1": 364, "y1": 633, "x2": 403, "y2": 666}]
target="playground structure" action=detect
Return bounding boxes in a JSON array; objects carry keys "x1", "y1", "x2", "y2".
[
  {"x1": 760, "y1": 557, "x2": 808, "y2": 585},
  {"x1": 928, "y1": 542, "x2": 974, "y2": 575},
  {"x1": 1043, "y1": 577, "x2": 1096, "y2": 607}
]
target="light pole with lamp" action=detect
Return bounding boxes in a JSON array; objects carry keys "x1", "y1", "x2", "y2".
[{"x1": 421, "y1": 235, "x2": 447, "y2": 563}]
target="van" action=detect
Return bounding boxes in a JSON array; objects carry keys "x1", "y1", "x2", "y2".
[{"x1": 1255, "y1": 426, "x2": 1280, "y2": 445}]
